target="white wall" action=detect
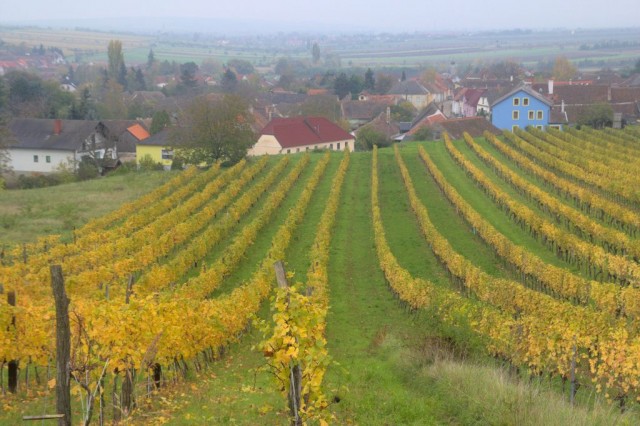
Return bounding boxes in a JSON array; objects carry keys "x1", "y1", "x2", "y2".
[
  {"x1": 8, "y1": 149, "x2": 76, "y2": 173},
  {"x1": 248, "y1": 135, "x2": 355, "y2": 156}
]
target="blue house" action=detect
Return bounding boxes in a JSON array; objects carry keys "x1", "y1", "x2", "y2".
[{"x1": 491, "y1": 85, "x2": 553, "y2": 131}]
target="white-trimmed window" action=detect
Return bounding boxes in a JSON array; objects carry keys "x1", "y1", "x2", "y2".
[
  {"x1": 537, "y1": 110, "x2": 543, "y2": 120},
  {"x1": 46, "y1": 155, "x2": 51, "y2": 163},
  {"x1": 523, "y1": 98, "x2": 529, "y2": 106},
  {"x1": 528, "y1": 111, "x2": 534, "y2": 120},
  {"x1": 537, "y1": 125, "x2": 543, "y2": 130},
  {"x1": 161, "y1": 149, "x2": 174, "y2": 160},
  {"x1": 330, "y1": 143, "x2": 333, "y2": 150},
  {"x1": 513, "y1": 98, "x2": 520, "y2": 106},
  {"x1": 296, "y1": 148, "x2": 300, "y2": 153},
  {"x1": 513, "y1": 111, "x2": 519, "y2": 120},
  {"x1": 337, "y1": 142, "x2": 341, "y2": 150},
  {"x1": 512, "y1": 125, "x2": 520, "y2": 132},
  {"x1": 33, "y1": 155, "x2": 39, "y2": 163},
  {"x1": 286, "y1": 149, "x2": 291, "y2": 154}
]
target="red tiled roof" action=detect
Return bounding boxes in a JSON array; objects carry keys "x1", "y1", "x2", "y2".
[
  {"x1": 261, "y1": 116, "x2": 353, "y2": 148},
  {"x1": 127, "y1": 124, "x2": 150, "y2": 141}
]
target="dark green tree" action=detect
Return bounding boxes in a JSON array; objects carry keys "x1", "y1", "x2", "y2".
[
  {"x1": 333, "y1": 72, "x2": 350, "y2": 99},
  {"x1": 180, "y1": 62, "x2": 199, "y2": 87},
  {"x1": 150, "y1": 110, "x2": 171, "y2": 135},
  {"x1": 357, "y1": 127, "x2": 391, "y2": 150},
  {"x1": 364, "y1": 68, "x2": 375, "y2": 91},
  {"x1": 147, "y1": 48, "x2": 156, "y2": 69},
  {"x1": 227, "y1": 59, "x2": 254, "y2": 75},
  {"x1": 375, "y1": 73, "x2": 394, "y2": 94},
  {"x1": 107, "y1": 40, "x2": 125, "y2": 81},
  {"x1": 348, "y1": 75, "x2": 364, "y2": 97},
  {"x1": 311, "y1": 43, "x2": 321, "y2": 64},
  {"x1": 171, "y1": 95, "x2": 254, "y2": 164},
  {"x1": 577, "y1": 103, "x2": 614, "y2": 129},
  {"x1": 221, "y1": 69, "x2": 238, "y2": 93}
]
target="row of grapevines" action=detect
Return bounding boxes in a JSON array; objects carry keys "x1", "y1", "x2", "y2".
[
  {"x1": 509, "y1": 129, "x2": 639, "y2": 205},
  {"x1": 484, "y1": 131, "x2": 640, "y2": 236},
  {"x1": 435, "y1": 135, "x2": 640, "y2": 320},
  {"x1": 260, "y1": 149, "x2": 350, "y2": 423},
  {"x1": 126, "y1": 154, "x2": 290, "y2": 297},
  {"x1": 372, "y1": 146, "x2": 517, "y2": 363},
  {"x1": 176, "y1": 153, "x2": 317, "y2": 300},
  {"x1": 530, "y1": 128, "x2": 640, "y2": 187},
  {"x1": 0, "y1": 153, "x2": 326, "y2": 387},
  {"x1": 81, "y1": 165, "x2": 202, "y2": 235},
  {"x1": 463, "y1": 134, "x2": 640, "y2": 260},
  {"x1": 0, "y1": 162, "x2": 228, "y2": 289},
  {"x1": 559, "y1": 127, "x2": 640, "y2": 161},
  {"x1": 0, "y1": 158, "x2": 265, "y2": 302},
  {"x1": 397, "y1": 145, "x2": 640, "y2": 403},
  {"x1": 446, "y1": 135, "x2": 640, "y2": 285}
]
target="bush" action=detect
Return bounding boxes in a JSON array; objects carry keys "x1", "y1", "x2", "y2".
[
  {"x1": 170, "y1": 156, "x2": 184, "y2": 170},
  {"x1": 138, "y1": 154, "x2": 164, "y2": 171},
  {"x1": 78, "y1": 160, "x2": 99, "y2": 180}
]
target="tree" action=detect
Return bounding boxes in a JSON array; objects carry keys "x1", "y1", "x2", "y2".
[
  {"x1": 401, "y1": 70, "x2": 406, "y2": 81},
  {"x1": 410, "y1": 126, "x2": 433, "y2": 141},
  {"x1": 577, "y1": 103, "x2": 614, "y2": 129},
  {"x1": 295, "y1": 95, "x2": 341, "y2": 122},
  {"x1": 390, "y1": 101, "x2": 416, "y2": 122},
  {"x1": 375, "y1": 73, "x2": 394, "y2": 94},
  {"x1": 227, "y1": 59, "x2": 254, "y2": 75},
  {"x1": 221, "y1": 69, "x2": 238, "y2": 93},
  {"x1": 0, "y1": 77, "x2": 12, "y2": 180},
  {"x1": 150, "y1": 110, "x2": 171, "y2": 135},
  {"x1": 171, "y1": 95, "x2": 254, "y2": 165},
  {"x1": 356, "y1": 126, "x2": 391, "y2": 150},
  {"x1": 364, "y1": 68, "x2": 375, "y2": 91},
  {"x1": 552, "y1": 56, "x2": 577, "y2": 81},
  {"x1": 147, "y1": 48, "x2": 156, "y2": 69},
  {"x1": 107, "y1": 40, "x2": 125, "y2": 82},
  {"x1": 333, "y1": 72, "x2": 350, "y2": 99},
  {"x1": 348, "y1": 75, "x2": 364, "y2": 97},
  {"x1": 98, "y1": 80, "x2": 127, "y2": 119},
  {"x1": 311, "y1": 43, "x2": 321, "y2": 64},
  {"x1": 180, "y1": 62, "x2": 199, "y2": 87}
]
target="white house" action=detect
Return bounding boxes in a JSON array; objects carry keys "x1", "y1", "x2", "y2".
[
  {"x1": 4, "y1": 118, "x2": 149, "y2": 174},
  {"x1": 248, "y1": 116, "x2": 354, "y2": 156}
]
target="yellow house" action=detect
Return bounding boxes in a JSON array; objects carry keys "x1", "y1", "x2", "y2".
[
  {"x1": 136, "y1": 128, "x2": 174, "y2": 169},
  {"x1": 248, "y1": 116, "x2": 355, "y2": 156}
]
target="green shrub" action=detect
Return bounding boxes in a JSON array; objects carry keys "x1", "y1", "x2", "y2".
[{"x1": 138, "y1": 154, "x2": 164, "y2": 171}]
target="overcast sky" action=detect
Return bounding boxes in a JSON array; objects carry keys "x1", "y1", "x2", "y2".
[{"x1": 1, "y1": 0, "x2": 639, "y2": 32}]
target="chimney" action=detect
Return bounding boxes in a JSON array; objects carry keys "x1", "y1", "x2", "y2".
[
  {"x1": 548, "y1": 79, "x2": 554, "y2": 95},
  {"x1": 53, "y1": 119, "x2": 62, "y2": 135},
  {"x1": 386, "y1": 106, "x2": 391, "y2": 124},
  {"x1": 561, "y1": 99, "x2": 565, "y2": 113}
]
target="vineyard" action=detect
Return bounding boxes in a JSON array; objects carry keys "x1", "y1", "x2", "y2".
[{"x1": 2, "y1": 126, "x2": 640, "y2": 424}]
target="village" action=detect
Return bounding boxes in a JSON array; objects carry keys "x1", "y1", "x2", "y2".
[{"x1": 1, "y1": 34, "x2": 640, "y2": 183}]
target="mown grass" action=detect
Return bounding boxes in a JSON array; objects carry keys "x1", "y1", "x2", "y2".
[{"x1": 0, "y1": 170, "x2": 176, "y2": 246}]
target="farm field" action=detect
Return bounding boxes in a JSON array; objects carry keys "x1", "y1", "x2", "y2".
[
  {"x1": 2, "y1": 26, "x2": 640, "y2": 69},
  {"x1": 2, "y1": 127, "x2": 640, "y2": 424}
]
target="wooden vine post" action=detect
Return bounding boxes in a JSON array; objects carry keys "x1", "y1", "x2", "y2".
[
  {"x1": 50, "y1": 265, "x2": 72, "y2": 426},
  {"x1": 274, "y1": 261, "x2": 302, "y2": 426},
  {"x1": 7, "y1": 289, "x2": 18, "y2": 394}
]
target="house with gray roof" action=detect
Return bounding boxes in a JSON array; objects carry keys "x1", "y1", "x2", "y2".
[
  {"x1": 5, "y1": 118, "x2": 149, "y2": 174},
  {"x1": 387, "y1": 80, "x2": 431, "y2": 110}
]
